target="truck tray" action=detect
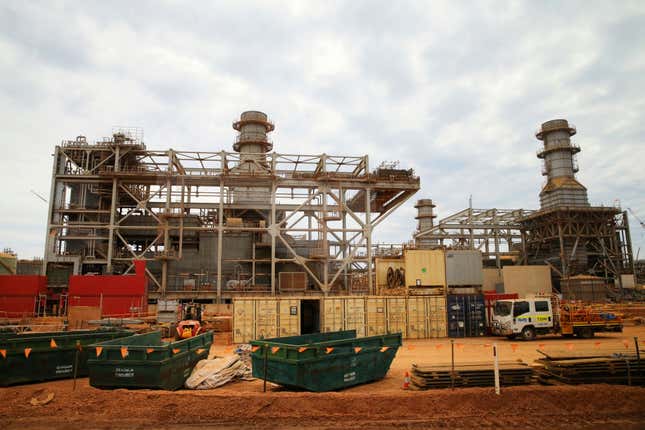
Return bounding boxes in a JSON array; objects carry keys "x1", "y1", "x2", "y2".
[
  {"x1": 0, "y1": 329, "x2": 133, "y2": 386},
  {"x1": 251, "y1": 330, "x2": 402, "y2": 392},
  {"x1": 87, "y1": 331, "x2": 212, "y2": 390}
]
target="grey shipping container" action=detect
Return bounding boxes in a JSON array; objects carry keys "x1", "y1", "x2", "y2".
[{"x1": 445, "y1": 250, "x2": 483, "y2": 286}]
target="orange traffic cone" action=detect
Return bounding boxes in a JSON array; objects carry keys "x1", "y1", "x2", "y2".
[{"x1": 403, "y1": 371, "x2": 410, "y2": 390}]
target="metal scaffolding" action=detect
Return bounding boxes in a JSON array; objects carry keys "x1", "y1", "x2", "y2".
[
  {"x1": 414, "y1": 208, "x2": 535, "y2": 267},
  {"x1": 519, "y1": 207, "x2": 633, "y2": 286},
  {"x1": 42, "y1": 120, "x2": 420, "y2": 301}
]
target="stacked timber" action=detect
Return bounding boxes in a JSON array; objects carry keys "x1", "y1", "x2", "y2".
[
  {"x1": 535, "y1": 349, "x2": 645, "y2": 386},
  {"x1": 410, "y1": 361, "x2": 533, "y2": 390}
]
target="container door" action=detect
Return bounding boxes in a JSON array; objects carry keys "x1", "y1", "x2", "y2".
[
  {"x1": 366, "y1": 297, "x2": 387, "y2": 336},
  {"x1": 447, "y1": 295, "x2": 465, "y2": 337},
  {"x1": 467, "y1": 295, "x2": 486, "y2": 337},
  {"x1": 344, "y1": 297, "x2": 366, "y2": 337},
  {"x1": 427, "y1": 296, "x2": 447, "y2": 338},
  {"x1": 386, "y1": 297, "x2": 407, "y2": 337},
  {"x1": 255, "y1": 299, "x2": 278, "y2": 340},
  {"x1": 407, "y1": 296, "x2": 427, "y2": 339},
  {"x1": 322, "y1": 298, "x2": 344, "y2": 332},
  {"x1": 233, "y1": 299, "x2": 255, "y2": 343},
  {"x1": 278, "y1": 299, "x2": 300, "y2": 337}
]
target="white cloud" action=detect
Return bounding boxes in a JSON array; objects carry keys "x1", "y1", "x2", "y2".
[{"x1": 0, "y1": 0, "x2": 644, "y2": 258}]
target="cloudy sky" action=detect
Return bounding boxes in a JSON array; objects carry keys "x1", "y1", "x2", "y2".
[{"x1": 1, "y1": 1, "x2": 644, "y2": 260}]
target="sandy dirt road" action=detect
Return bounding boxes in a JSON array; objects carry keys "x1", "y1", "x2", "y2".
[{"x1": 1, "y1": 327, "x2": 644, "y2": 429}]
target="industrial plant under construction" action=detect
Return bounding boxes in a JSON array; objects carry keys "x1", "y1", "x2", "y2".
[{"x1": 0, "y1": 112, "x2": 640, "y2": 341}]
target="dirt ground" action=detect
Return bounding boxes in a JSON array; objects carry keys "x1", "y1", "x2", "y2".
[{"x1": 1, "y1": 326, "x2": 644, "y2": 429}]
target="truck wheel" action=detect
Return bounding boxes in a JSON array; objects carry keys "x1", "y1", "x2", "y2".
[
  {"x1": 521, "y1": 326, "x2": 536, "y2": 341},
  {"x1": 577, "y1": 327, "x2": 594, "y2": 339}
]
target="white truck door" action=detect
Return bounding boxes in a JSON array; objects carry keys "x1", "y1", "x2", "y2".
[
  {"x1": 533, "y1": 299, "x2": 554, "y2": 328},
  {"x1": 512, "y1": 300, "x2": 531, "y2": 332}
]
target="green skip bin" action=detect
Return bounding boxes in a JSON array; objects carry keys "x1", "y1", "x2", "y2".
[
  {"x1": 0, "y1": 329, "x2": 133, "y2": 387},
  {"x1": 88, "y1": 330, "x2": 212, "y2": 391},
  {"x1": 251, "y1": 330, "x2": 402, "y2": 392}
]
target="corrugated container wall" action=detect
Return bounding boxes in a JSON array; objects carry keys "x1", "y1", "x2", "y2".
[
  {"x1": 233, "y1": 299, "x2": 255, "y2": 343},
  {"x1": 404, "y1": 250, "x2": 446, "y2": 288},
  {"x1": 233, "y1": 296, "x2": 448, "y2": 343},
  {"x1": 447, "y1": 294, "x2": 485, "y2": 337},
  {"x1": 365, "y1": 297, "x2": 387, "y2": 336},
  {"x1": 502, "y1": 266, "x2": 553, "y2": 296},
  {"x1": 445, "y1": 250, "x2": 483, "y2": 286}
]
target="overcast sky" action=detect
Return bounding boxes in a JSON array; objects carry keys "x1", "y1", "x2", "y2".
[{"x1": 1, "y1": 1, "x2": 644, "y2": 260}]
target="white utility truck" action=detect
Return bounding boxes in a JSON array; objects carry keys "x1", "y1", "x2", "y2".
[{"x1": 491, "y1": 296, "x2": 622, "y2": 341}]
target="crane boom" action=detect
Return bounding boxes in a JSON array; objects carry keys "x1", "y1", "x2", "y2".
[{"x1": 627, "y1": 207, "x2": 645, "y2": 229}]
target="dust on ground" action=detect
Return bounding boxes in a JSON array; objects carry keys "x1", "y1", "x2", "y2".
[{"x1": 1, "y1": 327, "x2": 644, "y2": 429}]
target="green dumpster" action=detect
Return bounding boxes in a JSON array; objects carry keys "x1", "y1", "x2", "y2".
[
  {"x1": 87, "y1": 330, "x2": 212, "y2": 390},
  {"x1": 0, "y1": 329, "x2": 133, "y2": 386},
  {"x1": 251, "y1": 330, "x2": 402, "y2": 392}
]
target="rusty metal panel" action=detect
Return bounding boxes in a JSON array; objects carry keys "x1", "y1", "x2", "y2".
[
  {"x1": 278, "y1": 298, "x2": 300, "y2": 337},
  {"x1": 386, "y1": 297, "x2": 407, "y2": 337},
  {"x1": 445, "y1": 250, "x2": 483, "y2": 286},
  {"x1": 404, "y1": 250, "x2": 446, "y2": 288},
  {"x1": 366, "y1": 297, "x2": 387, "y2": 336},
  {"x1": 279, "y1": 272, "x2": 307, "y2": 292},
  {"x1": 322, "y1": 298, "x2": 344, "y2": 332},
  {"x1": 502, "y1": 265, "x2": 553, "y2": 296},
  {"x1": 233, "y1": 299, "x2": 255, "y2": 343},
  {"x1": 344, "y1": 297, "x2": 366, "y2": 337},
  {"x1": 255, "y1": 299, "x2": 278, "y2": 340}
]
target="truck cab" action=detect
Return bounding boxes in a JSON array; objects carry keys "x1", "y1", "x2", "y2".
[{"x1": 491, "y1": 298, "x2": 554, "y2": 341}]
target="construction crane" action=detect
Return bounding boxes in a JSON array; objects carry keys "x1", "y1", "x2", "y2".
[{"x1": 627, "y1": 208, "x2": 645, "y2": 230}]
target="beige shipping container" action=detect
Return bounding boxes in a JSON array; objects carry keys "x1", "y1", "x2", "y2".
[
  {"x1": 406, "y1": 297, "x2": 426, "y2": 339},
  {"x1": 344, "y1": 297, "x2": 366, "y2": 337},
  {"x1": 482, "y1": 268, "x2": 504, "y2": 292},
  {"x1": 426, "y1": 296, "x2": 447, "y2": 338},
  {"x1": 404, "y1": 250, "x2": 446, "y2": 288},
  {"x1": 365, "y1": 297, "x2": 387, "y2": 336},
  {"x1": 278, "y1": 298, "x2": 300, "y2": 337},
  {"x1": 502, "y1": 265, "x2": 553, "y2": 297},
  {"x1": 233, "y1": 299, "x2": 255, "y2": 343},
  {"x1": 323, "y1": 298, "x2": 344, "y2": 332},
  {"x1": 386, "y1": 297, "x2": 407, "y2": 337},
  {"x1": 255, "y1": 299, "x2": 278, "y2": 339}
]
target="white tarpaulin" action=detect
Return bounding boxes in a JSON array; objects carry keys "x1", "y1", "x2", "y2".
[{"x1": 185, "y1": 355, "x2": 252, "y2": 389}]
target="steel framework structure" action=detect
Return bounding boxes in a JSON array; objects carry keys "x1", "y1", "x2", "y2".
[
  {"x1": 413, "y1": 208, "x2": 535, "y2": 267},
  {"x1": 43, "y1": 130, "x2": 419, "y2": 301},
  {"x1": 519, "y1": 207, "x2": 633, "y2": 286}
]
